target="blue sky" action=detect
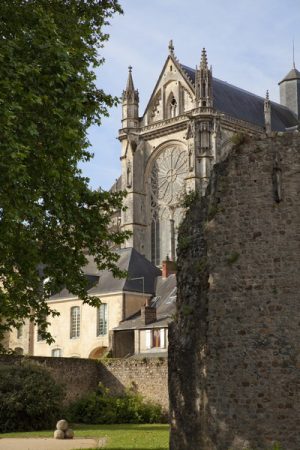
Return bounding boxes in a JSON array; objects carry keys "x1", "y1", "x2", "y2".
[{"x1": 81, "y1": 0, "x2": 300, "y2": 190}]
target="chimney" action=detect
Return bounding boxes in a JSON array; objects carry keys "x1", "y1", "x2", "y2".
[
  {"x1": 162, "y1": 259, "x2": 176, "y2": 278},
  {"x1": 141, "y1": 305, "x2": 156, "y2": 325}
]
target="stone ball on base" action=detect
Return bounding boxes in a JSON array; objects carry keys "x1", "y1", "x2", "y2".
[
  {"x1": 54, "y1": 429, "x2": 65, "y2": 439},
  {"x1": 65, "y1": 428, "x2": 74, "y2": 439},
  {"x1": 56, "y1": 419, "x2": 69, "y2": 431}
]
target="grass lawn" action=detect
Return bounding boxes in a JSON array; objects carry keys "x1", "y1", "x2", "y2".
[{"x1": 0, "y1": 423, "x2": 169, "y2": 449}]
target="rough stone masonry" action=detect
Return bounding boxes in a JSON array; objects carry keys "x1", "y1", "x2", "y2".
[{"x1": 169, "y1": 133, "x2": 300, "y2": 450}]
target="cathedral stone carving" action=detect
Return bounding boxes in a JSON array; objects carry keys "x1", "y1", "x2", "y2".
[{"x1": 119, "y1": 45, "x2": 299, "y2": 265}]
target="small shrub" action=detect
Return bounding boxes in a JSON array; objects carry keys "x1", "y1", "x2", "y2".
[
  {"x1": 0, "y1": 362, "x2": 64, "y2": 432},
  {"x1": 181, "y1": 190, "x2": 199, "y2": 209},
  {"x1": 230, "y1": 132, "x2": 249, "y2": 147},
  {"x1": 67, "y1": 384, "x2": 165, "y2": 424}
]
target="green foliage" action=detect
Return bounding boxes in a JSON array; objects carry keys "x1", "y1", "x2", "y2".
[
  {"x1": 181, "y1": 190, "x2": 199, "y2": 209},
  {"x1": 177, "y1": 235, "x2": 193, "y2": 252},
  {"x1": 195, "y1": 257, "x2": 208, "y2": 273},
  {"x1": 0, "y1": 362, "x2": 64, "y2": 432},
  {"x1": 67, "y1": 384, "x2": 165, "y2": 425},
  {"x1": 226, "y1": 252, "x2": 240, "y2": 265},
  {"x1": 0, "y1": 0, "x2": 130, "y2": 347},
  {"x1": 230, "y1": 132, "x2": 249, "y2": 147},
  {"x1": 181, "y1": 305, "x2": 194, "y2": 316}
]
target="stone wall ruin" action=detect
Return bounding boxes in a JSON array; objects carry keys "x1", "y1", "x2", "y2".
[{"x1": 169, "y1": 133, "x2": 300, "y2": 450}]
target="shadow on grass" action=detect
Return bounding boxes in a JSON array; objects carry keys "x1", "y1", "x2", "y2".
[{"x1": 73, "y1": 424, "x2": 169, "y2": 433}]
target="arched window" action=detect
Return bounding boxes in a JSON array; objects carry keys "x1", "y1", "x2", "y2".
[
  {"x1": 70, "y1": 306, "x2": 80, "y2": 339},
  {"x1": 14, "y1": 347, "x2": 23, "y2": 355},
  {"x1": 51, "y1": 348, "x2": 62, "y2": 357},
  {"x1": 151, "y1": 217, "x2": 160, "y2": 266}
]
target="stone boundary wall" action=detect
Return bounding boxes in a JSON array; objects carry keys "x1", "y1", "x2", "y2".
[
  {"x1": 0, "y1": 355, "x2": 168, "y2": 409},
  {"x1": 0, "y1": 355, "x2": 101, "y2": 404},
  {"x1": 100, "y1": 358, "x2": 168, "y2": 410}
]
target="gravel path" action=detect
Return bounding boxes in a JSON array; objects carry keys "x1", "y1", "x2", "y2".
[{"x1": 0, "y1": 437, "x2": 107, "y2": 450}]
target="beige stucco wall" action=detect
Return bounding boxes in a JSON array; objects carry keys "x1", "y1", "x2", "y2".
[
  {"x1": 7, "y1": 319, "x2": 32, "y2": 355},
  {"x1": 34, "y1": 291, "x2": 146, "y2": 359}
]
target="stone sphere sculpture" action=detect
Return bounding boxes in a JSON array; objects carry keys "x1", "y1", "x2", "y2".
[
  {"x1": 65, "y1": 428, "x2": 74, "y2": 439},
  {"x1": 56, "y1": 419, "x2": 69, "y2": 431},
  {"x1": 54, "y1": 429, "x2": 65, "y2": 439}
]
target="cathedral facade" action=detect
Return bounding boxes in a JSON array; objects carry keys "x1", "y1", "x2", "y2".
[{"x1": 118, "y1": 43, "x2": 299, "y2": 266}]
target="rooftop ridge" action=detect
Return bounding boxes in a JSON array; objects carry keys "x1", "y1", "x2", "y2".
[{"x1": 181, "y1": 64, "x2": 296, "y2": 111}]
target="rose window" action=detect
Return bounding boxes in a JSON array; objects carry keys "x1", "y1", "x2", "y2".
[
  {"x1": 150, "y1": 145, "x2": 188, "y2": 265},
  {"x1": 150, "y1": 146, "x2": 188, "y2": 209}
]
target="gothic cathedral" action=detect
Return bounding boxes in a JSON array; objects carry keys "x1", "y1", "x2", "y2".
[{"x1": 117, "y1": 43, "x2": 300, "y2": 266}]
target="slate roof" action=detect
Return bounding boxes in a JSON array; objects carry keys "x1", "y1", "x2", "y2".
[
  {"x1": 279, "y1": 67, "x2": 300, "y2": 84},
  {"x1": 114, "y1": 274, "x2": 177, "y2": 330},
  {"x1": 49, "y1": 247, "x2": 161, "y2": 300},
  {"x1": 181, "y1": 64, "x2": 298, "y2": 131}
]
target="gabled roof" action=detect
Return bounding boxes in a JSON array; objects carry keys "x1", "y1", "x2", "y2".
[
  {"x1": 113, "y1": 274, "x2": 177, "y2": 330},
  {"x1": 49, "y1": 247, "x2": 161, "y2": 300},
  {"x1": 142, "y1": 54, "x2": 195, "y2": 119},
  {"x1": 180, "y1": 65, "x2": 298, "y2": 131}
]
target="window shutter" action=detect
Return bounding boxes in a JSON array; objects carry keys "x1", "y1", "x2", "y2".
[
  {"x1": 145, "y1": 330, "x2": 151, "y2": 349},
  {"x1": 160, "y1": 329, "x2": 165, "y2": 348}
]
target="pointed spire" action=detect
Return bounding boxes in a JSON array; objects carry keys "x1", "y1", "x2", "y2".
[
  {"x1": 126, "y1": 65, "x2": 134, "y2": 91},
  {"x1": 168, "y1": 39, "x2": 174, "y2": 55},
  {"x1": 122, "y1": 65, "x2": 139, "y2": 128},
  {"x1": 200, "y1": 48, "x2": 208, "y2": 69},
  {"x1": 293, "y1": 38, "x2": 296, "y2": 69}
]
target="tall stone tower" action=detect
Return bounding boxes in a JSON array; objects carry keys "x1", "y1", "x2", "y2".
[
  {"x1": 120, "y1": 67, "x2": 148, "y2": 255},
  {"x1": 279, "y1": 65, "x2": 300, "y2": 119}
]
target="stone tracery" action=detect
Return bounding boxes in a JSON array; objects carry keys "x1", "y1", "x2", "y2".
[{"x1": 150, "y1": 145, "x2": 188, "y2": 264}]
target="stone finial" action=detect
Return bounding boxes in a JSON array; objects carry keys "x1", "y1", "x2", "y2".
[
  {"x1": 200, "y1": 48, "x2": 208, "y2": 69},
  {"x1": 169, "y1": 39, "x2": 175, "y2": 55},
  {"x1": 126, "y1": 65, "x2": 135, "y2": 91},
  {"x1": 265, "y1": 90, "x2": 270, "y2": 102}
]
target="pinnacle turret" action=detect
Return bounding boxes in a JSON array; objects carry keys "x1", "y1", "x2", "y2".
[
  {"x1": 195, "y1": 47, "x2": 213, "y2": 108},
  {"x1": 200, "y1": 48, "x2": 208, "y2": 69},
  {"x1": 122, "y1": 66, "x2": 139, "y2": 129},
  {"x1": 264, "y1": 90, "x2": 271, "y2": 133}
]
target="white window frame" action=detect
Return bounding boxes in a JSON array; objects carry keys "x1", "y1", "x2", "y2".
[
  {"x1": 97, "y1": 303, "x2": 108, "y2": 336},
  {"x1": 160, "y1": 328, "x2": 165, "y2": 348},
  {"x1": 145, "y1": 329, "x2": 151, "y2": 349},
  {"x1": 70, "y1": 306, "x2": 80, "y2": 339}
]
